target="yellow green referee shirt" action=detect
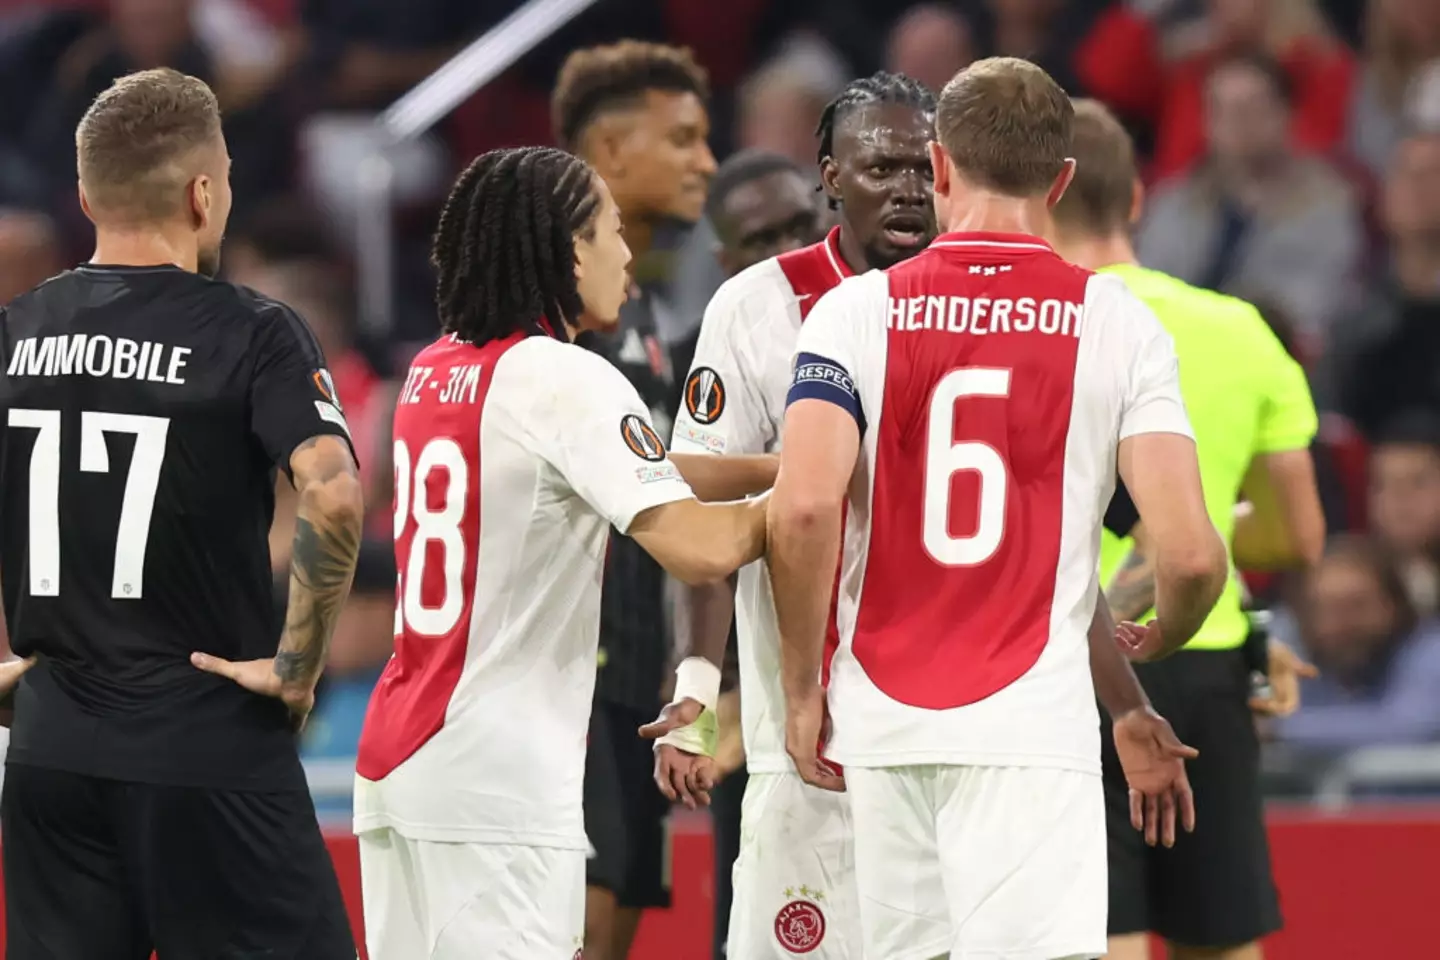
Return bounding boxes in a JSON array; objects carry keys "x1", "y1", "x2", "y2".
[{"x1": 1099, "y1": 264, "x2": 1319, "y2": 650}]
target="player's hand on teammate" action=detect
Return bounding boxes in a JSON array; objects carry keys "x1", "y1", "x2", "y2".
[
  {"x1": 190, "y1": 653, "x2": 316, "y2": 731},
  {"x1": 1112, "y1": 706, "x2": 1198, "y2": 848},
  {"x1": 784, "y1": 687, "x2": 844, "y2": 793},
  {"x1": 639, "y1": 697, "x2": 720, "y2": 809},
  {"x1": 1248, "y1": 640, "x2": 1317, "y2": 717}
]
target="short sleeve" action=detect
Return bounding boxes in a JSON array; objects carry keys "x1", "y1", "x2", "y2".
[
  {"x1": 1092, "y1": 277, "x2": 1193, "y2": 441},
  {"x1": 530, "y1": 346, "x2": 696, "y2": 534},
  {"x1": 1249, "y1": 311, "x2": 1319, "y2": 453},
  {"x1": 248, "y1": 303, "x2": 356, "y2": 474},
  {"x1": 788, "y1": 275, "x2": 882, "y2": 432},
  {"x1": 670, "y1": 279, "x2": 773, "y2": 457}
]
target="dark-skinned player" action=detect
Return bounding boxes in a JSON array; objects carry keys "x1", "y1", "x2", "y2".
[{"x1": 646, "y1": 71, "x2": 1201, "y2": 960}]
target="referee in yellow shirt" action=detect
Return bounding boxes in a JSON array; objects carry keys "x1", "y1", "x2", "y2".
[{"x1": 1053, "y1": 101, "x2": 1327, "y2": 960}]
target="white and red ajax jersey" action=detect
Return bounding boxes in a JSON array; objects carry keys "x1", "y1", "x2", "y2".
[
  {"x1": 790, "y1": 232, "x2": 1192, "y2": 773},
  {"x1": 354, "y1": 331, "x2": 693, "y2": 848},
  {"x1": 670, "y1": 228, "x2": 852, "y2": 774}
]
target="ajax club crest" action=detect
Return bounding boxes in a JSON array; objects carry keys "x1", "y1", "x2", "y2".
[{"x1": 774, "y1": 886, "x2": 827, "y2": 954}]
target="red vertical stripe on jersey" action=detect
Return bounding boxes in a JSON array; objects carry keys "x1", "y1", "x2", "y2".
[
  {"x1": 776, "y1": 228, "x2": 852, "y2": 695},
  {"x1": 852, "y1": 235, "x2": 1088, "y2": 710},
  {"x1": 356, "y1": 332, "x2": 526, "y2": 781}
]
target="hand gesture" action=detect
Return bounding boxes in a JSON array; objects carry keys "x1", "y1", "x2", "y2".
[
  {"x1": 1112, "y1": 706, "x2": 1198, "y2": 848},
  {"x1": 1249, "y1": 641, "x2": 1318, "y2": 717},
  {"x1": 651, "y1": 743, "x2": 719, "y2": 810},
  {"x1": 639, "y1": 697, "x2": 705, "y2": 738},
  {"x1": 784, "y1": 687, "x2": 844, "y2": 793},
  {"x1": 1116, "y1": 619, "x2": 1167, "y2": 662},
  {"x1": 191, "y1": 653, "x2": 315, "y2": 731},
  {"x1": 639, "y1": 698, "x2": 719, "y2": 810}
]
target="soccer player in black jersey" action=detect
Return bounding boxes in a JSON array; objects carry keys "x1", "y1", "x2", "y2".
[{"x1": 0, "y1": 69, "x2": 361, "y2": 960}]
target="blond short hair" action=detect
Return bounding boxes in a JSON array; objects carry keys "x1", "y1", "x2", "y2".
[
  {"x1": 935, "y1": 57, "x2": 1072, "y2": 197},
  {"x1": 76, "y1": 68, "x2": 222, "y2": 222}
]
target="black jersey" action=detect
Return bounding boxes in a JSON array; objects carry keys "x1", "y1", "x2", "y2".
[{"x1": 0, "y1": 264, "x2": 354, "y2": 790}]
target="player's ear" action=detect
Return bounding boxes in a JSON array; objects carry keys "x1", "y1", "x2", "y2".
[
  {"x1": 1046, "y1": 158, "x2": 1077, "y2": 209},
  {"x1": 1129, "y1": 176, "x2": 1146, "y2": 226},
  {"x1": 928, "y1": 142, "x2": 950, "y2": 199},
  {"x1": 819, "y1": 156, "x2": 842, "y2": 208},
  {"x1": 77, "y1": 183, "x2": 95, "y2": 223},
  {"x1": 189, "y1": 175, "x2": 212, "y2": 231},
  {"x1": 587, "y1": 118, "x2": 629, "y2": 181},
  {"x1": 573, "y1": 231, "x2": 589, "y2": 284}
]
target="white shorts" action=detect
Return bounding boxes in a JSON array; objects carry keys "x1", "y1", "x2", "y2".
[
  {"x1": 727, "y1": 771, "x2": 860, "y2": 959},
  {"x1": 358, "y1": 828, "x2": 585, "y2": 960},
  {"x1": 846, "y1": 765, "x2": 1106, "y2": 960}
]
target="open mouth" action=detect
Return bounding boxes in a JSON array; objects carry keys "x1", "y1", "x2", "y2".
[{"x1": 881, "y1": 215, "x2": 929, "y2": 248}]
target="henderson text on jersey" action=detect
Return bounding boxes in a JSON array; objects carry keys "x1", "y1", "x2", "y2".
[
  {"x1": 6, "y1": 334, "x2": 190, "y2": 385},
  {"x1": 887, "y1": 294, "x2": 1083, "y2": 338}
]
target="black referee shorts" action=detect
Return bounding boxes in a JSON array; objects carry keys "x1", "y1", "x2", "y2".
[
  {"x1": 1101, "y1": 647, "x2": 1282, "y2": 948},
  {"x1": 2, "y1": 764, "x2": 355, "y2": 960},
  {"x1": 583, "y1": 700, "x2": 673, "y2": 909}
]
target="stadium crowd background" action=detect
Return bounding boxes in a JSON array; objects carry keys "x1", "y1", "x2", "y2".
[{"x1": 1, "y1": 0, "x2": 1440, "y2": 956}]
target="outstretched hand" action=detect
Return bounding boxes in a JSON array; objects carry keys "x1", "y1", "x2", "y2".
[
  {"x1": 1112, "y1": 706, "x2": 1197, "y2": 848},
  {"x1": 191, "y1": 653, "x2": 314, "y2": 731},
  {"x1": 639, "y1": 697, "x2": 721, "y2": 809},
  {"x1": 639, "y1": 697, "x2": 706, "y2": 739}
]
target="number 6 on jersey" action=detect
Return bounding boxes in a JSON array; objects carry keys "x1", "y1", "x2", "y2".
[{"x1": 923, "y1": 367, "x2": 1011, "y2": 567}]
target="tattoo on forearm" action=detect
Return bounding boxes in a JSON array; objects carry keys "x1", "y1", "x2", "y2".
[
  {"x1": 274, "y1": 485, "x2": 361, "y2": 687},
  {"x1": 1106, "y1": 548, "x2": 1157, "y2": 623}
]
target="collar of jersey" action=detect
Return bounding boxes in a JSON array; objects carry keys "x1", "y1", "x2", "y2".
[
  {"x1": 930, "y1": 231, "x2": 1053, "y2": 252},
  {"x1": 79, "y1": 263, "x2": 185, "y2": 273},
  {"x1": 822, "y1": 226, "x2": 854, "y2": 279}
]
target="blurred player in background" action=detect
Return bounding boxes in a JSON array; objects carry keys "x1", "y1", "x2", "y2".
[
  {"x1": 351, "y1": 146, "x2": 776, "y2": 960},
  {"x1": 1, "y1": 69, "x2": 361, "y2": 960},
  {"x1": 767, "y1": 58, "x2": 1229, "y2": 960},
  {"x1": 667, "y1": 147, "x2": 828, "y2": 959},
  {"x1": 653, "y1": 70, "x2": 1203, "y2": 959},
  {"x1": 1052, "y1": 99, "x2": 1326, "y2": 960},
  {"x1": 550, "y1": 42, "x2": 719, "y2": 959},
  {"x1": 670, "y1": 148, "x2": 825, "y2": 384}
]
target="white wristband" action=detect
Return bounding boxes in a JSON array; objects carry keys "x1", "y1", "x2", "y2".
[{"x1": 673, "y1": 657, "x2": 721, "y2": 712}]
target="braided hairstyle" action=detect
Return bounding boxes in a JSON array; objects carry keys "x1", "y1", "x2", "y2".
[
  {"x1": 431, "y1": 146, "x2": 600, "y2": 346},
  {"x1": 814, "y1": 71, "x2": 936, "y2": 209}
]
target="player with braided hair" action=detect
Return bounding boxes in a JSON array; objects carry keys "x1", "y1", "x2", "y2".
[
  {"x1": 644, "y1": 71, "x2": 941, "y2": 960},
  {"x1": 352, "y1": 146, "x2": 779, "y2": 960},
  {"x1": 652, "y1": 67, "x2": 1195, "y2": 960},
  {"x1": 430, "y1": 146, "x2": 603, "y2": 345}
]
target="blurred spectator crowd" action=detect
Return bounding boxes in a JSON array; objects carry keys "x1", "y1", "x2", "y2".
[{"x1": 3, "y1": 0, "x2": 1440, "y2": 801}]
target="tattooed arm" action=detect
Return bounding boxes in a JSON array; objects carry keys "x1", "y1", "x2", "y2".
[
  {"x1": 273, "y1": 435, "x2": 365, "y2": 693},
  {"x1": 1106, "y1": 523, "x2": 1158, "y2": 623},
  {"x1": 192, "y1": 435, "x2": 363, "y2": 725}
]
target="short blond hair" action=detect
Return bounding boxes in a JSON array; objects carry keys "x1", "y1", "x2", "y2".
[
  {"x1": 1052, "y1": 99, "x2": 1137, "y2": 234},
  {"x1": 76, "y1": 68, "x2": 222, "y2": 222},
  {"x1": 935, "y1": 57, "x2": 1072, "y2": 197}
]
